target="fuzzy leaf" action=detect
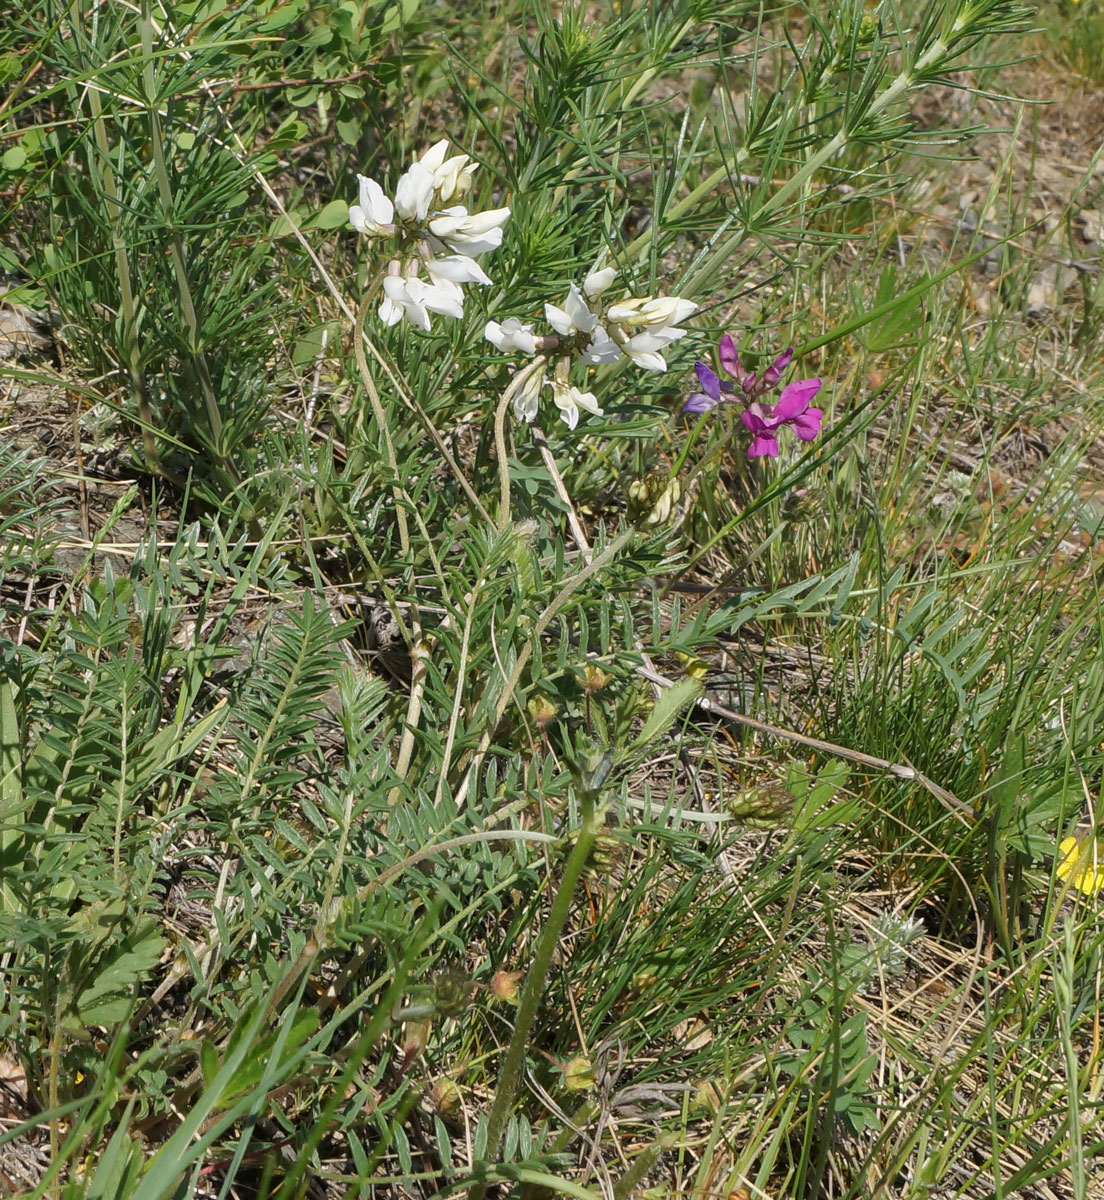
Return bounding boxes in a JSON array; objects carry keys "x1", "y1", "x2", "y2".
[{"x1": 629, "y1": 677, "x2": 703, "y2": 753}]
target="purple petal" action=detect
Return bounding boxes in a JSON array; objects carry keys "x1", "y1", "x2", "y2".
[
  {"x1": 761, "y1": 348, "x2": 794, "y2": 388},
  {"x1": 774, "y1": 377, "x2": 822, "y2": 420},
  {"x1": 747, "y1": 432, "x2": 779, "y2": 458},
  {"x1": 683, "y1": 392, "x2": 720, "y2": 414},
  {"x1": 790, "y1": 406, "x2": 823, "y2": 440},
  {"x1": 742, "y1": 401, "x2": 780, "y2": 431},
  {"x1": 694, "y1": 361, "x2": 723, "y2": 401},
  {"x1": 718, "y1": 334, "x2": 742, "y2": 380}
]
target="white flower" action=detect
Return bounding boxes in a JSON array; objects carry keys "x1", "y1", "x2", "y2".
[
  {"x1": 378, "y1": 275, "x2": 464, "y2": 330},
  {"x1": 620, "y1": 329, "x2": 686, "y2": 371},
  {"x1": 485, "y1": 317, "x2": 538, "y2": 355},
  {"x1": 428, "y1": 205, "x2": 511, "y2": 256},
  {"x1": 425, "y1": 254, "x2": 492, "y2": 289},
  {"x1": 606, "y1": 295, "x2": 698, "y2": 328},
  {"x1": 581, "y1": 325, "x2": 622, "y2": 365},
  {"x1": 418, "y1": 140, "x2": 451, "y2": 171},
  {"x1": 349, "y1": 175, "x2": 395, "y2": 237},
  {"x1": 606, "y1": 295, "x2": 698, "y2": 371},
  {"x1": 544, "y1": 284, "x2": 598, "y2": 337},
  {"x1": 350, "y1": 141, "x2": 510, "y2": 332},
  {"x1": 512, "y1": 365, "x2": 546, "y2": 423},
  {"x1": 548, "y1": 379, "x2": 602, "y2": 430},
  {"x1": 419, "y1": 139, "x2": 477, "y2": 204},
  {"x1": 583, "y1": 266, "x2": 617, "y2": 299},
  {"x1": 393, "y1": 160, "x2": 436, "y2": 223},
  {"x1": 379, "y1": 276, "x2": 429, "y2": 330}
]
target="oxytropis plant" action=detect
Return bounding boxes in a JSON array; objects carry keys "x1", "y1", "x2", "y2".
[
  {"x1": 349, "y1": 139, "x2": 510, "y2": 329},
  {"x1": 685, "y1": 334, "x2": 824, "y2": 458},
  {"x1": 485, "y1": 272, "x2": 697, "y2": 429},
  {"x1": 345, "y1": 142, "x2": 828, "y2": 465}
]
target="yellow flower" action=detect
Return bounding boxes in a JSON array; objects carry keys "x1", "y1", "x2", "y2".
[{"x1": 1057, "y1": 835, "x2": 1104, "y2": 896}]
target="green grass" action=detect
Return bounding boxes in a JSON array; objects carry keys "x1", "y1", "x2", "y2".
[{"x1": 2, "y1": 0, "x2": 1104, "y2": 1196}]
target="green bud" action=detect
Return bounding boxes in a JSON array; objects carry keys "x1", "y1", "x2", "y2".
[
  {"x1": 562, "y1": 1055, "x2": 596, "y2": 1092},
  {"x1": 627, "y1": 472, "x2": 681, "y2": 526},
  {"x1": 723, "y1": 783, "x2": 793, "y2": 826}
]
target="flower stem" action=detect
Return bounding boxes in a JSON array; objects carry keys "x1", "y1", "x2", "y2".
[{"x1": 467, "y1": 790, "x2": 604, "y2": 1200}]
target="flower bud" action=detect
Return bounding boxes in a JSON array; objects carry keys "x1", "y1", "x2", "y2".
[
  {"x1": 673, "y1": 650, "x2": 710, "y2": 680},
  {"x1": 527, "y1": 694, "x2": 557, "y2": 728},
  {"x1": 782, "y1": 486, "x2": 825, "y2": 523},
  {"x1": 433, "y1": 970, "x2": 475, "y2": 1018},
  {"x1": 491, "y1": 969, "x2": 523, "y2": 1005},
  {"x1": 631, "y1": 969, "x2": 659, "y2": 993},
  {"x1": 627, "y1": 473, "x2": 681, "y2": 526},
  {"x1": 723, "y1": 782, "x2": 792, "y2": 826},
  {"x1": 430, "y1": 1077, "x2": 463, "y2": 1114},
  {"x1": 400, "y1": 1019, "x2": 432, "y2": 1061},
  {"x1": 693, "y1": 1079, "x2": 725, "y2": 1112},
  {"x1": 583, "y1": 663, "x2": 613, "y2": 693},
  {"x1": 562, "y1": 1055, "x2": 596, "y2": 1092}
]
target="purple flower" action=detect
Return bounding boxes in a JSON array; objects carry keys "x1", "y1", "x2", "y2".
[{"x1": 683, "y1": 333, "x2": 824, "y2": 458}]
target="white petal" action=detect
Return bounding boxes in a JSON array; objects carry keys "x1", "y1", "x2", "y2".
[
  {"x1": 394, "y1": 161, "x2": 436, "y2": 222},
  {"x1": 624, "y1": 347, "x2": 667, "y2": 371},
  {"x1": 349, "y1": 176, "x2": 395, "y2": 235},
  {"x1": 450, "y1": 207, "x2": 510, "y2": 235},
  {"x1": 571, "y1": 388, "x2": 602, "y2": 416},
  {"x1": 544, "y1": 302, "x2": 575, "y2": 336},
  {"x1": 485, "y1": 317, "x2": 537, "y2": 355},
  {"x1": 378, "y1": 295, "x2": 404, "y2": 326},
  {"x1": 426, "y1": 204, "x2": 467, "y2": 231},
  {"x1": 639, "y1": 296, "x2": 697, "y2": 325},
  {"x1": 512, "y1": 368, "x2": 545, "y2": 423},
  {"x1": 606, "y1": 299, "x2": 644, "y2": 323},
  {"x1": 429, "y1": 206, "x2": 510, "y2": 255},
  {"x1": 555, "y1": 398, "x2": 579, "y2": 430},
  {"x1": 381, "y1": 276, "x2": 432, "y2": 330},
  {"x1": 434, "y1": 154, "x2": 476, "y2": 203},
  {"x1": 419, "y1": 139, "x2": 451, "y2": 171},
  {"x1": 582, "y1": 326, "x2": 622, "y2": 364},
  {"x1": 563, "y1": 284, "x2": 597, "y2": 333},
  {"x1": 623, "y1": 330, "x2": 673, "y2": 354},
  {"x1": 583, "y1": 266, "x2": 617, "y2": 298},
  {"x1": 426, "y1": 254, "x2": 492, "y2": 287},
  {"x1": 360, "y1": 175, "x2": 393, "y2": 224},
  {"x1": 410, "y1": 277, "x2": 465, "y2": 319},
  {"x1": 666, "y1": 297, "x2": 698, "y2": 323},
  {"x1": 548, "y1": 380, "x2": 602, "y2": 430}
]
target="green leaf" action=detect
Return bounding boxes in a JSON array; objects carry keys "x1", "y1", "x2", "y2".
[
  {"x1": 311, "y1": 198, "x2": 351, "y2": 229},
  {"x1": 214, "y1": 1005, "x2": 319, "y2": 1106},
  {"x1": 380, "y1": 0, "x2": 419, "y2": 33},
  {"x1": 335, "y1": 116, "x2": 361, "y2": 146},
  {"x1": 628, "y1": 677, "x2": 703, "y2": 754},
  {"x1": 0, "y1": 676, "x2": 22, "y2": 913},
  {"x1": 788, "y1": 760, "x2": 856, "y2": 832},
  {"x1": 85, "y1": 1098, "x2": 142, "y2": 1200},
  {"x1": 1, "y1": 145, "x2": 27, "y2": 171},
  {"x1": 258, "y1": 0, "x2": 308, "y2": 31},
  {"x1": 200, "y1": 1041, "x2": 219, "y2": 1088},
  {"x1": 70, "y1": 923, "x2": 165, "y2": 1030}
]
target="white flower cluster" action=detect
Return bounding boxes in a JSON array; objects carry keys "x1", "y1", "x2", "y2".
[
  {"x1": 349, "y1": 140, "x2": 510, "y2": 331},
  {"x1": 485, "y1": 268, "x2": 697, "y2": 430}
]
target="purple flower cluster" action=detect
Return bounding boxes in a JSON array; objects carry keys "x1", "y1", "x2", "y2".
[{"x1": 684, "y1": 334, "x2": 824, "y2": 458}]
